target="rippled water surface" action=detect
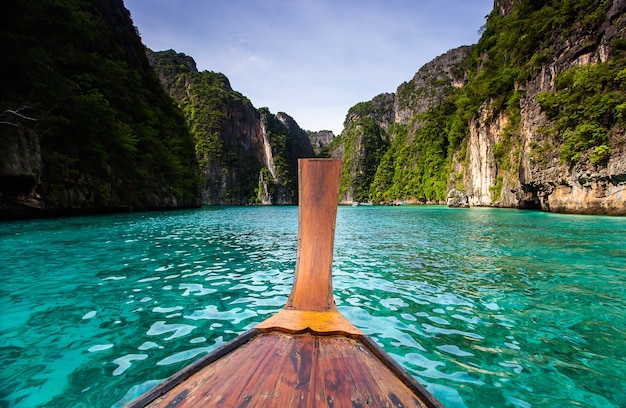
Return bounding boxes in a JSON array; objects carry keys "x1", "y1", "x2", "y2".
[{"x1": 1, "y1": 206, "x2": 625, "y2": 407}]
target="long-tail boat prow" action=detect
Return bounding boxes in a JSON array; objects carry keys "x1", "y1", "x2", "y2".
[{"x1": 126, "y1": 158, "x2": 444, "y2": 408}]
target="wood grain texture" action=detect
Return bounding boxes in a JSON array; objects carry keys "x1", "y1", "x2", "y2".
[
  {"x1": 255, "y1": 309, "x2": 362, "y2": 336},
  {"x1": 286, "y1": 159, "x2": 342, "y2": 312},
  {"x1": 142, "y1": 332, "x2": 433, "y2": 408}
]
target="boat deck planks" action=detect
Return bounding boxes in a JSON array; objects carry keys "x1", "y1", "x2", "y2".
[{"x1": 142, "y1": 331, "x2": 431, "y2": 408}]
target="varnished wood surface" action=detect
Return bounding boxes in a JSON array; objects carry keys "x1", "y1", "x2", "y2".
[
  {"x1": 286, "y1": 159, "x2": 342, "y2": 312},
  {"x1": 255, "y1": 310, "x2": 362, "y2": 336},
  {"x1": 141, "y1": 331, "x2": 434, "y2": 408}
]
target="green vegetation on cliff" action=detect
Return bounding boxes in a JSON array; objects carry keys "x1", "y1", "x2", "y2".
[
  {"x1": 335, "y1": 115, "x2": 388, "y2": 202},
  {"x1": 148, "y1": 50, "x2": 314, "y2": 204},
  {"x1": 537, "y1": 44, "x2": 626, "y2": 163},
  {"x1": 371, "y1": 101, "x2": 456, "y2": 203},
  {"x1": 333, "y1": 0, "x2": 623, "y2": 204},
  {"x1": 334, "y1": 87, "x2": 462, "y2": 204},
  {"x1": 1, "y1": 0, "x2": 200, "y2": 214},
  {"x1": 260, "y1": 109, "x2": 297, "y2": 201},
  {"x1": 462, "y1": 0, "x2": 606, "y2": 118},
  {"x1": 181, "y1": 72, "x2": 258, "y2": 174},
  {"x1": 464, "y1": 0, "x2": 621, "y2": 166},
  {"x1": 147, "y1": 58, "x2": 253, "y2": 172}
]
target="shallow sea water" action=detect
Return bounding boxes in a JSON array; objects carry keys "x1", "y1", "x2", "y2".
[{"x1": 1, "y1": 206, "x2": 624, "y2": 407}]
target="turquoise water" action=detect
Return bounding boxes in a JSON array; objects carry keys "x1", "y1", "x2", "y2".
[{"x1": 1, "y1": 206, "x2": 624, "y2": 407}]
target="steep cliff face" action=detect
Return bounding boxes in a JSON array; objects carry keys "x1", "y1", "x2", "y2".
[
  {"x1": 344, "y1": 93, "x2": 397, "y2": 133},
  {"x1": 330, "y1": 48, "x2": 472, "y2": 204},
  {"x1": 462, "y1": 0, "x2": 626, "y2": 215},
  {"x1": 306, "y1": 130, "x2": 335, "y2": 155},
  {"x1": 272, "y1": 112, "x2": 315, "y2": 203},
  {"x1": 395, "y1": 46, "x2": 472, "y2": 125},
  {"x1": 332, "y1": 117, "x2": 388, "y2": 203},
  {"x1": 329, "y1": 94, "x2": 396, "y2": 203},
  {"x1": 0, "y1": 126, "x2": 42, "y2": 211},
  {"x1": 199, "y1": 90, "x2": 263, "y2": 205},
  {"x1": 332, "y1": 0, "x2": 625, "y2": 215},
  {"x1": 276, "y1": 112, "x2": 316, "y2": 161},
  {"x1": 0, "y1": 0, "x2": 201, "y2": 218},
  {"x1": 148, "y1": 50, "x2": 315, "y2": 205},
  {"x1": 256, "y1": 111, "x2": 315, "y2": 204},
  {"x1": 145, "y1": 49, "x2": 197, "y2": 99},
  {"x1": 464, "y1": 110, "x2": 510, "y2": 206}
]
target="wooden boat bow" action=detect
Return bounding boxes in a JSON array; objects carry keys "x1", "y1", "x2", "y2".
[
  {"x1": 256, "y1": 159, "x2": 361, "y2": 336},
  {"x1": 126, "y1": 158, "x2": 443, "y2": 408}
]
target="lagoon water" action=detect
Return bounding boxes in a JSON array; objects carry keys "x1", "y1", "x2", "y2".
[{"x1": 1, "y1": 206, "x2": 625, "y2": 407}]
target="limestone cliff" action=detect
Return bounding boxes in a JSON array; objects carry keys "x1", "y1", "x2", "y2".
[
  {"x1": 331, "y1": 0, "x2": 625, "y2": 215},
  {"x1": 330, "y1": 94, "x2": 395, "y2": 203},
  {"x1": 395, "y1": 46, "x2": 472, "y2": 125},
  {"x1": 461, "y1": 0, "x2": 626, "y2": 215},
  {"x1": 306, "y1": 130, "x2": 335, "y2": 155},
  {"x1": 147, "y1": 50, "x2": 315, "y2": 205},
  {"x1": 330, "y1": 48, "x2": 472, "y2": 205},
  {"x1": 0, "y1": 0, "x2": 201, "y2": 219},
  {"x1": 0, "y1": 125, "x2": 42, "y2": 212},
  {"x1": 257, "y1": 111, "x2": 315, "y2": 204}
]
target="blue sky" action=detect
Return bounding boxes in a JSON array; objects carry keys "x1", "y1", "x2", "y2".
[{"x1": 124, "y1": 0, "x2": 493, "y2": 134}]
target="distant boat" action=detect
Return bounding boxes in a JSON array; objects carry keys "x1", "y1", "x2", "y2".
[
  {"x1": 352, "y1": 202, "x2": 359, "y2": 207},
  {"x1": 125, "y1": 159, "x2": 442, "y2": 408}
]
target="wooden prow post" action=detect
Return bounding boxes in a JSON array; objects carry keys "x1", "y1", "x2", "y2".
[
  {"x1": 286, "y1": 158, "x2": 342, "y2": 312},
  {"x1": 256, "y1": 158, "x2": 362, "y2": 336}
]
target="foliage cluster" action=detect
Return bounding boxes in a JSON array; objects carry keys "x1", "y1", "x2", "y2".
[
  {"x1": 537, "y1": 44, "x2": 626, "y2": 163},
  {"x1": 334, "y1": 0, "x2": 619, "y2": 203},
  {"x1": 462, "y1": 0, "x2": 608, "y2": 121},
  {"x1": 1, "y1": 0, "x2": 200, "y2": 210},
  {"x1": 336, "y1": 116, "x2": 388, "y2": 202},
  {"x1": 151, "y1": 46, "x2": 313, "y2": 204},
  {"x1": 370, "y1": 101, "x2": 455, "y2": 203}
]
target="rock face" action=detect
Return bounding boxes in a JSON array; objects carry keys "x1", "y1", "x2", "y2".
[
  {"x1": 148, "y1": 50, "x2": 315, "y2": 205},
  {"x1": 1, "y1": 0, "x2": 201, "y2": 219},
  {"x1": 330, "y1": 48, "x2": 473, "y2": 205},
  {"x1": 0, "y1": 126, "x2": 42, "y2": 213},
  {"x1": 331, "y1": 94, "x2": 394, "y2": 203},
  {"x1": 145, "y1": 49, "x2": 197, "y2": 97},
  {"x1": 331, "y1": 0, "x2": 626, "y2": 215},
  {"x1": 200, "y1": 102, "x2": 262, "y2": 205},
  {"x1": 395, "y1": 46, "x2": 472, "y2": 125},
  {"x1": 462, "y1": 0, "x2": 626, "y2": 215},
  {"x1": 464, "y1": 109, "x2": 510, "y2": 207},
  {"x1": 307, "y1": 130, "x2": 335, "y2": 155},
  {"x1": 446, "y1": 189, "x2": 469, "y2": 208},
  {"x1": 257, "y1": 111, "x2": 315, "y2": 204}
]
